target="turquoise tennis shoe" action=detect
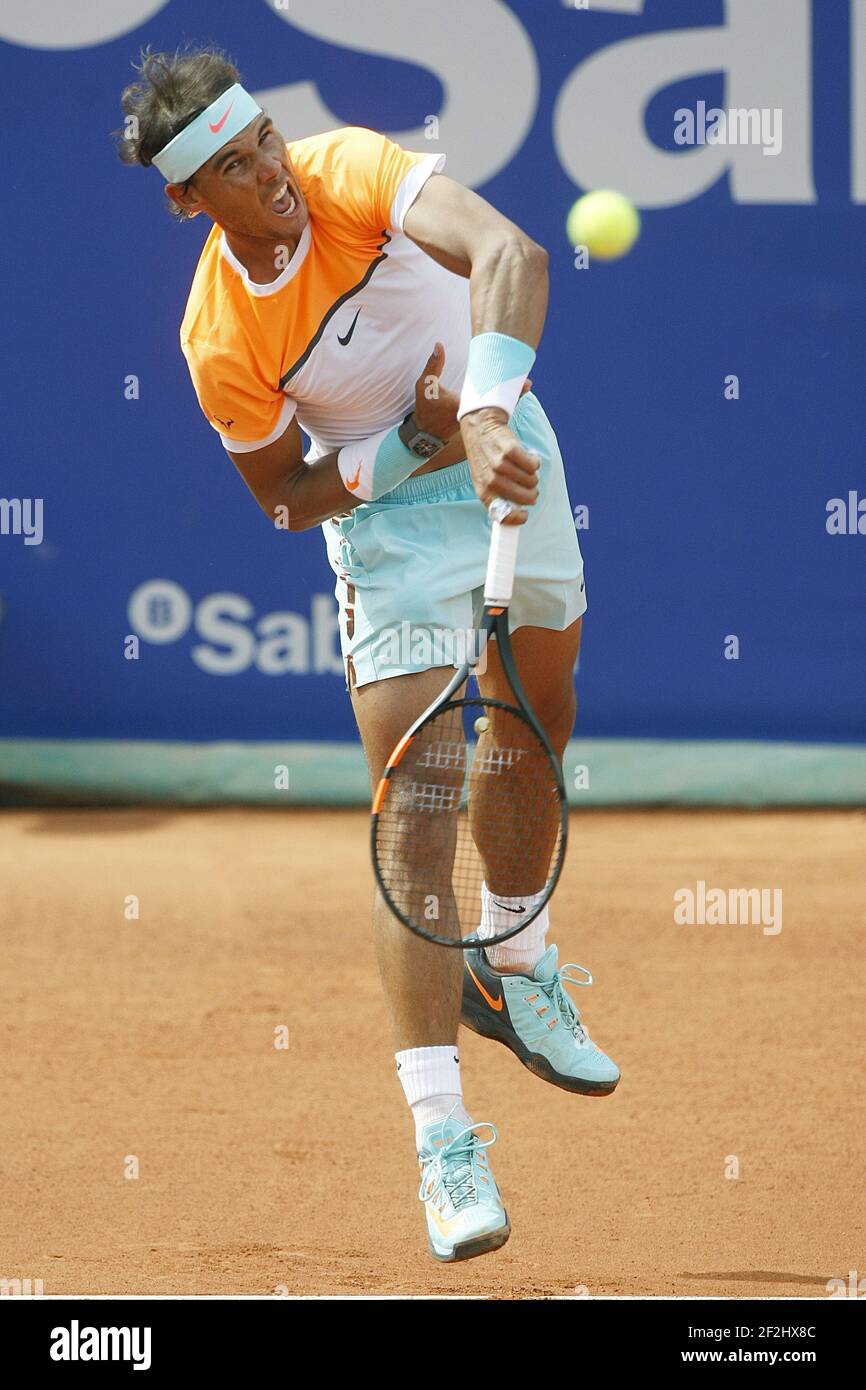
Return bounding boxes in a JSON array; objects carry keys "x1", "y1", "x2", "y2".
[
  {"x1": 461, "y1": 945, "x2": 620, "y2": 1096},
  {"x1": 417, "y1": 1114, "x2": 510, "y2": 1263}
]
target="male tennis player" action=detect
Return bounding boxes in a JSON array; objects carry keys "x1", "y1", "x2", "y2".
[{"x1": 118, "y1": 46, "x2": 619, "y2": 1264}]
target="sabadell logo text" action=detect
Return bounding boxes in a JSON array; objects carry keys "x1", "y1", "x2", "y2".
[{"x1": 127, "y1": 580, "x2": 343, "y2": 677}]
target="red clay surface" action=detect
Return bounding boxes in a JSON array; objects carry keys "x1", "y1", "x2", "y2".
[{"x1": 1, "y1": 807, "x2": 863, "y2": 1297}]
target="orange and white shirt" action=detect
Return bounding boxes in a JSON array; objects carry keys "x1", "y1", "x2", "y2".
[{"x1": 180, "y1": 126, "x2": 470, "y2": 461}]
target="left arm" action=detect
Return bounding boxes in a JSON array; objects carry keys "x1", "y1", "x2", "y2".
[{"x1": 403, "y1": 174, "x2": 548, "y2": 520}]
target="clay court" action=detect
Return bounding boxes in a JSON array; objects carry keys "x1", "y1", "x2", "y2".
[{"x1": 2, "y1": 805, "x2": 862, "y2": 1298}]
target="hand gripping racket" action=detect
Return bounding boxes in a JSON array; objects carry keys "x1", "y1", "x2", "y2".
[{"x1": 371, "y1": 499, "x2": 568, "y2": 949}]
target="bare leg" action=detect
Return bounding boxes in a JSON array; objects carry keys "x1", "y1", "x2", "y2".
[
  {"x1": 468, "y1": 618, "x2": 581, "y2": 895},
  {"x1": 477, "y1": 617, "x2": 582, "y2": 763},
  {"x1": 351, "y1": 667, "x2": 466, "y2": 1051},
  {"x1": 472, "y1": 617, "x2": 582, "y2": 962}
]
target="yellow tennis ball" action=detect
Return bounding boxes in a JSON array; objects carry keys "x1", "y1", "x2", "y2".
[
  {"x1": 474, "y1": 716, "x2": 490, "y2": 735},
  {"x1": 566, "y1": 189, "x2": 640, "y2": 261}
]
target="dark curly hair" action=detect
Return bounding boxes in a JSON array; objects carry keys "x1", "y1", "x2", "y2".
[{"x1": 116, "y1": 44, "x2": 240, "y2": 218}]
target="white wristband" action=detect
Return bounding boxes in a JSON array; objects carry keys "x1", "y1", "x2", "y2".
[
  {"x1": 337, "y1": 422, "x2": 418, "y2": 502},
  {"x1": 457, "y1": 331, "x2": 536, "y2": 421}
]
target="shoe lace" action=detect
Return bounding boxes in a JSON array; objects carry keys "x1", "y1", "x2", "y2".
[
  {"x1": 540, "y1": 963, "x2": 594, "y2": 1044},
  {"x1": 419, "y1": 1113, "x2": 498, "y2": 1213}
]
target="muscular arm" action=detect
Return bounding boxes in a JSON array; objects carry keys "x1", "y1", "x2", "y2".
[
  {"x1": 403, "y1": 175, "x2": 547, "y2": 518},
  {"x1": 403, "y1": 174, "x2": 548, "y2": 347},
  {"x1": 227, "y1": 401, "x2": 467, "y2": 533},
  {"x1": 227, "y1": 415, "x2": 356, "y2": 532},
  {"x1": 229, "y1": 178, "x2": 546, "y2": 531}
]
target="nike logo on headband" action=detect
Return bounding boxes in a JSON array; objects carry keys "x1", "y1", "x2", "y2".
[{"x1": 209, "y1": 101, "x2": 234, "y2": 134}]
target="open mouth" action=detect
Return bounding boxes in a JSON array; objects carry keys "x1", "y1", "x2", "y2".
[{"x1": 270, "y1": 178, "x2": 297, "y2": 216}]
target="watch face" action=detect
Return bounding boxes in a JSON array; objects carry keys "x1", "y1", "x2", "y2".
[{"x1": 410, "y1": 431, "x2": 441, "y2": 458}]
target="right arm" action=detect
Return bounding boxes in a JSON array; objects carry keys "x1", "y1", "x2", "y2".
[
  {"x1": 227, "y1": 344, "x2": 461, "y2": 531},
  {"x1": 227, "y1": 344, "x2": 530, "y2": 531},
  {"x1": 230, "y1": 422, "x2": 477, "y2": 531},
  {"x1": 228, "y1": 413, "x2": 369, "y2": 533}
]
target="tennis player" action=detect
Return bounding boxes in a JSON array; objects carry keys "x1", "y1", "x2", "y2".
[{"x1": 118, "y1": 46, "x2": 620, "y2": 1264}]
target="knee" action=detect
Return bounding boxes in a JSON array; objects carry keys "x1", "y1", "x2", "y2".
[{"x1": 530, "y1": 683, "x2": 576, "y2": 755}]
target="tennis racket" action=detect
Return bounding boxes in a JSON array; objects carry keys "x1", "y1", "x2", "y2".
[{"x1": 371, "y1": 499, "x2": 568, "y2": 949}]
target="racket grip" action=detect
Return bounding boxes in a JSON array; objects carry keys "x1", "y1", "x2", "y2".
[{"x1": 484, "y1": 518, "x2": 521, "y2": 606}]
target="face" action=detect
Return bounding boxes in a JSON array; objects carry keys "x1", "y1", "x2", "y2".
[{"x1": 169, "y1": 112, "x2": 308, "y2": 241}]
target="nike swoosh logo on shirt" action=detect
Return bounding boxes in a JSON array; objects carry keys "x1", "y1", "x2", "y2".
[
  {"x1": 337, "y1": 308, "x2": 361, "y2": 346},
  {"x1": 344, "y1": 461, "x2": 363, "y2": 491},
  {"x1": 209, "y1": 101, "x2": 234, "y2": 133},
  {"x1": 466, "y1": 962, "x2": 503, "y2": 1011}
]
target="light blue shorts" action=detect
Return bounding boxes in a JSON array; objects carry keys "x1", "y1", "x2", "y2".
[{"x1": 322, "y1": 391, "x2": 586, "y2": 690}]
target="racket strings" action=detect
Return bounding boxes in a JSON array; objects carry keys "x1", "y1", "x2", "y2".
[{"x1": 375, "y1": 700, "x2": 563, "y2": 944}]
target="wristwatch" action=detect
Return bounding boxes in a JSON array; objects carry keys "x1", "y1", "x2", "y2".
[{"x1": 399, "y1": 410, "x2": 445, "y2": 459}]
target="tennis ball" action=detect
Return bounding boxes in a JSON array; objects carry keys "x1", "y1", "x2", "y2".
[
  {"x1": 566, "y1": 189, "x2": 640, "y2": 261},
  {"x1": 474, "y1": 716, "x2": 490, "y2": 735}
]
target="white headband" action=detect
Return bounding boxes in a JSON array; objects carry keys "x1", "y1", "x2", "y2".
[{"x1": 152, "y1": 83, "x2": 263, "y2": 183}]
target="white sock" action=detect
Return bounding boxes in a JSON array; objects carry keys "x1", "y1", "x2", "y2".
[
  {"x1": 478, "y1": 882, "x2": 549, "y2": 974},
  {"x1": 395, "y1": 1046, "x2": 472, "y2": 1150}
]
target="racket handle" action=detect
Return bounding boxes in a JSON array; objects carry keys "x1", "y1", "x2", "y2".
[{"x1": 484, "y1": 516, "x2": 521, "y2": 606}]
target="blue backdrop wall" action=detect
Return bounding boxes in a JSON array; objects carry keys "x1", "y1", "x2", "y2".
[{"x1": 1, "y1": 0, "x2": 864, "y2": 800}]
